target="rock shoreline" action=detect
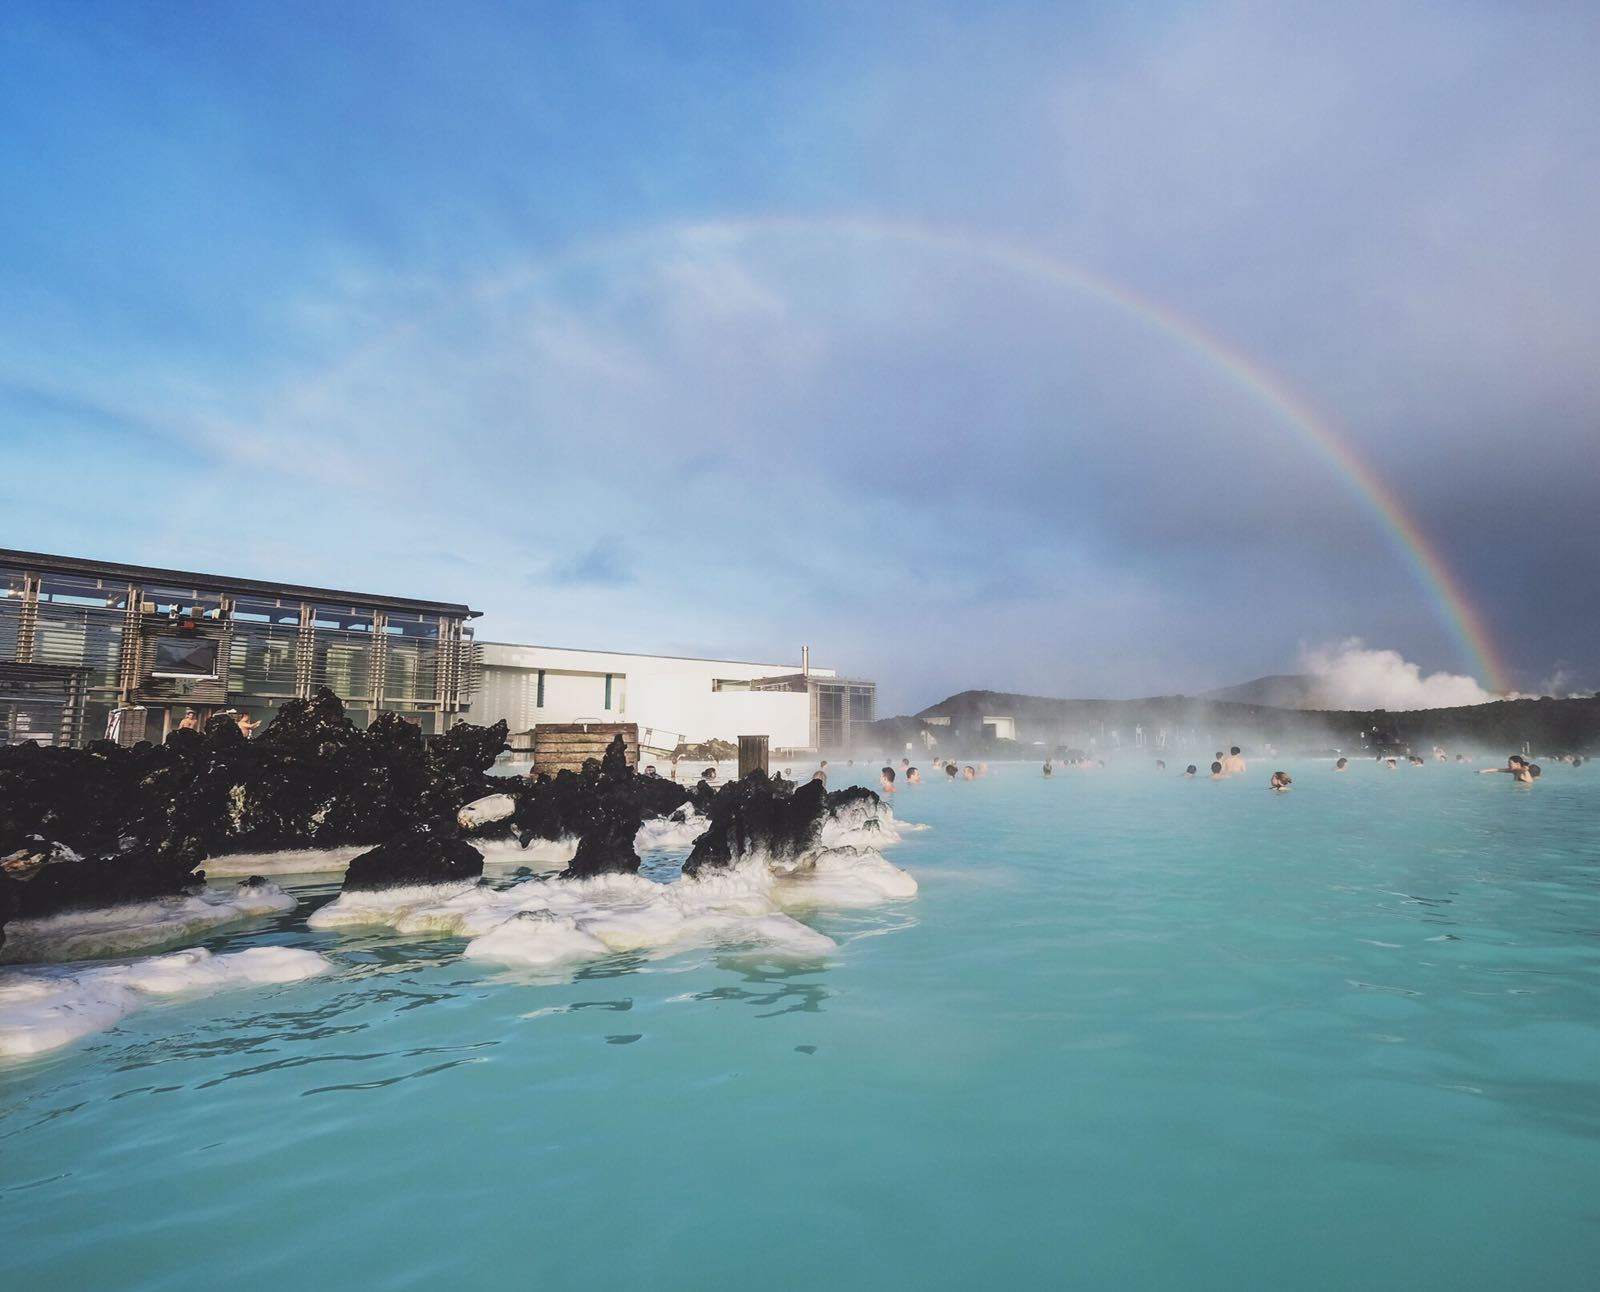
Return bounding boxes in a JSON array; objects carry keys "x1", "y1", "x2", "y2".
[{"x1": 1, "y1": 689, "x2": 887, "y2": 949}]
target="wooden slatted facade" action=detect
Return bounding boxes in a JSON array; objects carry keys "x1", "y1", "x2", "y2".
[{"x1": 0, "y1": 549, "x2": 481, "y2": 747}]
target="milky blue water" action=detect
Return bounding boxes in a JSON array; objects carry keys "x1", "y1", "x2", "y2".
[{"x1": 4, "y1": 761, "x2": 1598, "y2": 1290}]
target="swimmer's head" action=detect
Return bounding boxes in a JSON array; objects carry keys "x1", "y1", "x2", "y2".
[
  {"x1": 1210, "y1": 761, "x2": 1223, "y2": 774},
  {"x1": 1185, "y1": 764, "x2": 1197, "y2": 776},
  {"x1": 1529, "y1": 763, "x2": 1542, "y2": 778},
  {"x1": 881, "y1": 766, "x2": 896, "y2": 782},
  {"x1": 1335, "y1": 757, "x2": 1348, "y2": 769},
  {"x1": 946, "y1": 763, "x2": 958, "y2": 778},
  {"x1": 1230, "y1": 746, "x2": 1241, "y2": 756}
]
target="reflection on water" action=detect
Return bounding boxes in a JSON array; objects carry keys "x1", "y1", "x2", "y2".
[{"x1": 692, "y1": 964, "x2": 835, "y2": 1017}]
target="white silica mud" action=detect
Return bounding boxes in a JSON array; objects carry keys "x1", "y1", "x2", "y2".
[
  {"x1": 0, "y1": 881, "x2": 298, "y2": 965},
  {"x1": 308, "y1": 795, "x2": 919, "y2": 970},
  {"x1": 770, "y1": 846, "x2": 922, "y2": 908},
  {"x1": 633, "y1": 808, "x2": 709, "y2": 853},
  {"x1": 476, "y1": 836, "x2": 579, "y2": 869},
  {"x1": 0, "y1": 945, "x2": 331, "y2": 1058},
  {"x1": 199, "y1": 847, "x2": 369, "y2": 879}
]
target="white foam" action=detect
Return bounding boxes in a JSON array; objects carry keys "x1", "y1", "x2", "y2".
[
  {"x1": 815, "y1": 796, "x2": 916, "y2": 849},
  {"x1": 772, "y1": 846, "x2": 922, "y2": 908},
  {"x1": 309, "y1": 839, "x2": 913, "y2": 968},
  {"x1": 461, "y1": 910, "x2": 611, "y2": 966},
  {"x1": 306, "y1": 880, "x2": 489, "y2": 936},
  {"x1": 634, "y1": 809, "x2": 708, "y2": 853},
  {"x1": 0, "y1": 882, "x2": 298, "y2": 965},
  {"x1": 0, "y1": 945, "x2": 330, "y2": 1059},
  {"x1": 484, "y1": 835, "x2": 578, "y2": 868}
]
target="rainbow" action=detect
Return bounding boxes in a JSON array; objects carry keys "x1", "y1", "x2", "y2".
[{"x1": 326, "y1": 213, "x2": 1512, "y2": 691}]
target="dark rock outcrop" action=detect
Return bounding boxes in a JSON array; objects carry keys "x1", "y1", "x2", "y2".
[
  {"x1": 0, "y1": 689, "x2": 513, "y2": 927},
  {"x1": 564, "y1": 808, "x2": 641, "y2": 879},
  {"x1": 1, "y1": 836, "x2": 203, "y2": 920},
  {"x1": 551, "y1": 735, "x2": 696, "y2": 879},
  {"x1": 0, "y1": 690, "x2": 512, "y2": 865},
  {"x1": 343, "y1": 833, "x2": 485, "y2": 891},
  {"x1": 0, "y1": 716, "x2": 710, "y2": 934},
  {"x1": 683, "y1": 773, "x2": 882, "y2": 876}
]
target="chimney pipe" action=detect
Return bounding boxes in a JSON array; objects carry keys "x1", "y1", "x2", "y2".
[{"x1": 801, "y1": 644, "x2": 810, "y2": 678}]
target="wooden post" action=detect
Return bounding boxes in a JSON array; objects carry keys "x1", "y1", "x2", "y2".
[{"x1": 738, "y1": 734, "x2": 769, "y2": 778}]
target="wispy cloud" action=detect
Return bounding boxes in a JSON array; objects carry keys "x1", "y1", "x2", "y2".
[
  {"x1": 547, "y1": 539, "x2": 635, "y2": 588},
  {"x1": 2, "y1": 2, "x2": 1595, "y2": 709}
]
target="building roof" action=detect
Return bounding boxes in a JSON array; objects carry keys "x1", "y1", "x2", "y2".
[
  {"x1": 753, "y1": 672, "x2": 877, "y2": 689},
  {"x1": 479, "y1": 641, "x2": 819, "y2": 671},
  {"x1": 0, "y1": 549, "x2": 480, "y2": 619}
]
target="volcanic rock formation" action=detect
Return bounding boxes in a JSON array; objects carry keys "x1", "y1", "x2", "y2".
[
  {"x1": 0, "y1": 689, "x2": 511, "y2": 927},
  {"x1": 682, "y1": 772, "x2": 884, "y2": 876},
  {"x1": 343, "y1": 833, "x2": 486, "y2": 891}
]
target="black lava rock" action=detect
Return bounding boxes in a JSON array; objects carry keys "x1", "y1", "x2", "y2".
[
  {"x1": 1, "y1": 837, "x2": 203, "y2": 920},
  {"x1": 683, "y1": 773, "x2": 881, "y2": 876},
  {"x1": 342, "y1": 833, "x2": 485, "y2": 891},
  {"x1": 563, "y1": 805, "x2": 642, "y2": 879}
]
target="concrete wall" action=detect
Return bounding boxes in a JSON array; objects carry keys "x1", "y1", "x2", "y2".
[{"x1": 473, "y1": 643, "x2": 831, "y2": 749}]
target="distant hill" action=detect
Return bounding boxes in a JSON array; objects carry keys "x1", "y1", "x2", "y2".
[
  {"x1": 879, "y1": 687, "x2": 1600, "y2": 758},
  {"x1": 1200, "y1": 674, "x2": 1326, "y2": 709}
]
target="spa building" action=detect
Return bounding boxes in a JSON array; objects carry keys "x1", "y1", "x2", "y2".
[
  {"x1": 472, "y1": 642, "x2": 877, "y2": 757},
  {"x1": 0, "y1": 549, "x2": 481, "y2": 747}
]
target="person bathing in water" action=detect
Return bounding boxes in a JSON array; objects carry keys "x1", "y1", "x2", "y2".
[
  {"x1": 880, "y1": 766, "x2": 897, "y2": 795},
  {"x1": 1270, "y1": 770, "x2": 1293, "y2": 792},
  {"x1": 1480, "y1": 755, "x2": 1537, "y2": 784},
  {"x1": 1183, "y1": 764, "x2": 1197, "y2": 778},
  {"x1": 1209, "y1": 761, "x2": 1228, "y2": 780},
  {"x1": 1222, "y1": 746, "x2": 1247, "y2": 774},
  {"x1": 1042, "y1": 759, "x2": 1053, "y2": 777}
]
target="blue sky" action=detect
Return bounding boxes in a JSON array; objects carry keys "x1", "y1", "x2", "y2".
[{"x1": 2, "y1": 1, "x2": 1596, "y2": 711}]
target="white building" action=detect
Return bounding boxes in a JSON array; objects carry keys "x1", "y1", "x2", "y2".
[{"x1": 472, "y1": 642, "x2": 876, "y2": 754}]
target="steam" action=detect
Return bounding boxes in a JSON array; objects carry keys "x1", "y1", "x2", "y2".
[{"x1": 1300, "y1": 639, "x2": 1493, "y2": 711}]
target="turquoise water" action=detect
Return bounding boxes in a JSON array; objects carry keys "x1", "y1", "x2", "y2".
[{"x1": 3, "y1": 761, "x2": 1598, "y2": 1290}]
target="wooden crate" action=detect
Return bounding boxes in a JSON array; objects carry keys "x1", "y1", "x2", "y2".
[
  {"x1": 738, "y1": 734, "x2": 769, "y2": 777},
  {"x1": 531, "y1": 722, "x2": 639, "y2": 775}
]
